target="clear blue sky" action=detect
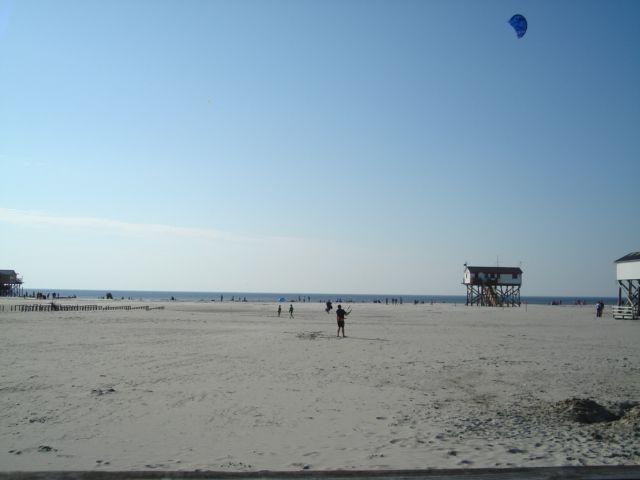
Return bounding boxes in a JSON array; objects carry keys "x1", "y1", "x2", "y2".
[{"x1": 1, "y1": 0, "x2": 638, "y2": 295}]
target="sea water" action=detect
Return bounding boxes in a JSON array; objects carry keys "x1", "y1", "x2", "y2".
[{"x1": 20, "y1": 289, "x2": 616, "y2": 306}]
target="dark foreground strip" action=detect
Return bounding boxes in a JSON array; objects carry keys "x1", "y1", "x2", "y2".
[{"x1": 2, "y1": 467, "x2": 640, "y2": 480}]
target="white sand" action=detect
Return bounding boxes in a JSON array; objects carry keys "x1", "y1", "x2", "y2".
[{"x1": 1, "y1": 299, "x2": 639, "y2": 471}]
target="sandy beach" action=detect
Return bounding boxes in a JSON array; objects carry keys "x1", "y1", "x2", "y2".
[{"x1": 1, "y1": 299, "x2": 639, "y2": 471}]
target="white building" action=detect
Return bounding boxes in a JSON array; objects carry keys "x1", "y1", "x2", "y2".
[
  {"x1": 614, "y1": 252, "x2": 640, "y2": 319},
  {"x1": 616, "y1": 252, "x2": 640, "y2": 281},
  {"x1": 463, "y1": 265, "x2": 523, "y2": 307},
  {"x1": 463, "y1": 266, "x2": 523, "y2": 286}
]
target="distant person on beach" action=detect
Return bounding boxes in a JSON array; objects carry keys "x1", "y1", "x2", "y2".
[
  {"x1": 277, "y1": 305, "x2": 282, "y2": 317},
  {"x1": 325, "y1": 300, "x2": 333, "y2": 313},
  {"x1": 596, "y1": 301, "x2": 604, "y2": 318},
  {"x1": 289, "y1": 304, "x2": 294, "y2": 318},
  {"x1": 336, "y1": 304, "x2": 350, "y2": 338}
]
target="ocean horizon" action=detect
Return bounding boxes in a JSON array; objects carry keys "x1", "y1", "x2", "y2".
[{"x1": 16, "y1": 288, "x2": 617, "y2": 306}]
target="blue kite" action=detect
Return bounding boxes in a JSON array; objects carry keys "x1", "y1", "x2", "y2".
[{"x1": 508, "y1": 14, "x2": 527, "y2": 38}]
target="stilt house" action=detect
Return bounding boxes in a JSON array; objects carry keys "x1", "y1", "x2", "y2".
[
  {"x1": 463, "y1": 265, "x2": 522, "y2": 307},
  {"x1": 0, "y1": 269, "x2": 23, "y2": 297},
  {"x1": 614, "y1": 252, "x2": 640, "y2": 320}
]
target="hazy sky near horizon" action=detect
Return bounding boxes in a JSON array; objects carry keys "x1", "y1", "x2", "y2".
[{"x1": 1, "y1": 0, "x2": 638, "y2": 296}]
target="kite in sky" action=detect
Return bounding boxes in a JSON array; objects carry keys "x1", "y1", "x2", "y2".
[{"x1": 508, "y1": 14, "x2": 527, "y2": 38}]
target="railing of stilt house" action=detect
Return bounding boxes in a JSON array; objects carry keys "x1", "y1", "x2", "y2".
[{"x1": 612, "y1": 305, "x2": 638, "y2": 320}]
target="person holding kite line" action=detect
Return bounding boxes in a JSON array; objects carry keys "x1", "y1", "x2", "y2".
[{"x1": 336, "y1": 304, "x2": 351, "y2": 338}]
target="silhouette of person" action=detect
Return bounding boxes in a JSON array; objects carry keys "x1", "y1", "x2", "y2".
[{"x1": 336, "y1": 304, "x2": 350, "y2": 337}]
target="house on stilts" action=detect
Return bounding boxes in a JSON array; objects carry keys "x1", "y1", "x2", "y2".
[
  {"x1": 0, "y1": 269, "x2": 23, "y2": 297},
  {"x1": 463, "y1": 264, "x2": 522, "y2": 307},
  {"x1": 613, "y1": 252, "x2": 640, "y2": 320}
]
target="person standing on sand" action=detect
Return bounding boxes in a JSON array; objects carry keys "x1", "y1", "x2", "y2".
[
  {"x1": 277, "y1": 305, "x2": 282, "y2": 317},
  {"x1": 289, "y1": 304, "x2": 294, "y2": 318},
  {"x1": 336, "y1": 304, "x2": 350, "y2": 337}
]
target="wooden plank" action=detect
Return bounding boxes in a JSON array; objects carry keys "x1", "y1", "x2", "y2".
[
  {"x1": 2, "y1": 467, "x2": 640, "y2": 480},
  {"x1": 612, "y1": 305, "x2": 638, "y2": 319}
]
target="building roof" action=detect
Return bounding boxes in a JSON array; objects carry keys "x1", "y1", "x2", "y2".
[
  {"x1": 466, "y1": 266, "x2": 523, "y2": 275},
  {"x1": 615, "y1": 252, "x2": 640, "y2": 263},
  {"x1": 0, "y1": 269, "x2": 20, "y2": 283}
]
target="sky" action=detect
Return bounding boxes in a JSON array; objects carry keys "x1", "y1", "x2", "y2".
[{"x1": 1, "y1": 0, "x2": 638, "y2": 296}]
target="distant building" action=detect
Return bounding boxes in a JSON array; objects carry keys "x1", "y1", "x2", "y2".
[
  {"x1": 613, "y1": 252, "x2": 640, "y2": 320},
  {"x1": 463, "y1": 265, "x2": 522, "y2": 307},
  {"x1": 0, "y1": 269, "x2": 23, "y2": 297}
]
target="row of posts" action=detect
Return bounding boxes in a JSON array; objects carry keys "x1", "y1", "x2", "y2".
[{"x1": 0, "y1": 304, "x2": 165, "y2": 312}]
